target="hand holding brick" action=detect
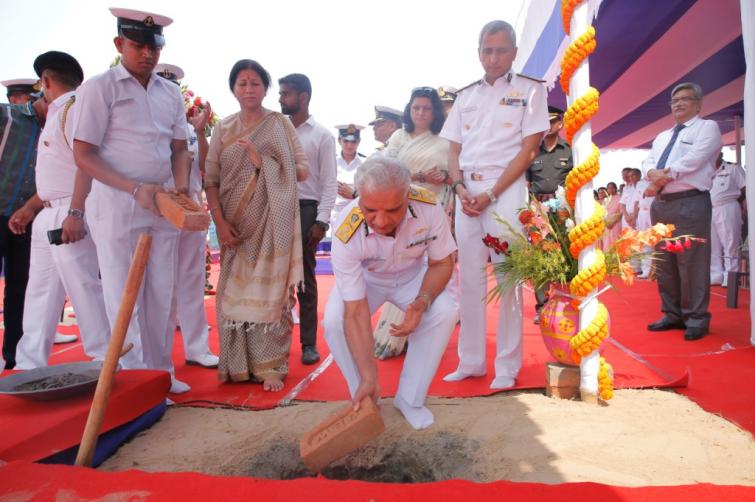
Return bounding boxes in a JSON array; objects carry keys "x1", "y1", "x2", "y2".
[{"x1": 300, "y1": 397, "x2": 385, "y2": 472}]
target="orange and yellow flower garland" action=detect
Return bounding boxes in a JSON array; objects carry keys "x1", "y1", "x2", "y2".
[
  {"x1": 565, "y1": 143, "x2": 600, "y2": 208},
  {"x1": 560, "y1": 26, "x2": 596, "y2": 95},
  {"x1": 561, "y1": 0, "x2": 613, "y2": 401}
]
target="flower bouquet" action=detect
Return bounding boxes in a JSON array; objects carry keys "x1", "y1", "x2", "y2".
[
  {"x1": 483, "y1": 187, "x2": 701, "y2": 399},
  {"x1": 181, "y1": 86, "x2": 219, "y2": 137}
]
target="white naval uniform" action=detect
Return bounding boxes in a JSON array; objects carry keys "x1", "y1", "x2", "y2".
[
  {"x1": 710, "y1": 161, "x2": 745, "y2": 284},
  {"x1": 323, "y1": 193, "x2": 458, "y2": 429},
  {"x1": 15, "y1": 91, "x2": 110, "y2": 369},
  {"x1": 439, "y1": 72, "x2": 549, "y2": 385},
  {"x1": 73, "y1": 64, "x2": 187, "y2": 372},
  {"x1": 167, "y1": 124, "x2": 211, "y2": 359},
  {"x1": 634, "y1": 179, "x2": 655, "y2": 276},
  {"x1": 331, "y1": 154, "x2": 363, "y2": 227},
  {"x1": 620, "y1": 183, "x2": 637, "y2": 230}
]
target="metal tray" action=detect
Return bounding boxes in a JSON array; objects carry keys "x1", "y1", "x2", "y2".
[{"x1": 0, "y1": 361, "x2": 115, "y2": 401}]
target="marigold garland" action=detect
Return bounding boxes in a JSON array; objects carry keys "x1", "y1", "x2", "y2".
[
  {"x1": 598, "y1": 357, "x2": 614, "y2": 400},
  {"x1": 560, "y1": 26, "x2": 596, "y2": 95},
  {"x1": 569, "y1": 250, "x2": 606, "y2": 297},
  {"x1": 564, "y1": 87, "x2": 600, "y2": 144},
  {"x1": 569, "y1": 302, "x2": 609, "y2": 359},
  {"x1": 562, "y1": 0, "x2": 613, "y2": 401},
  {"x1": 561, "y1": 0, "x2": 582, "y2": 35},
  {"x1": 568, "y1": 202, "x2": 605, "y2": 258},
  {"x1": 565, "y1": 144, "x2": 600, "y2": 208}
]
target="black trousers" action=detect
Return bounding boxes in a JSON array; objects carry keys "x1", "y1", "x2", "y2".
[
  {"x1": 0, "y1": 215, "x2": 32, "y2": 369},
  {"x1": 297, "y1": 200, "x2": 319, "y2": 347},
  {"x1": 650, "y1": 191, "x2": 712, "y2": 330}
]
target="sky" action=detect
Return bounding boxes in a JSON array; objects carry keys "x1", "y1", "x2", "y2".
[{"x1": 2, "y1": 0, "x2": 740, "y2": 185}]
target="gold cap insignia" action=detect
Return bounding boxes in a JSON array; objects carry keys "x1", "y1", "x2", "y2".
[{"x1": 143, "y1": 16, "x2": 155, "y2": 26}]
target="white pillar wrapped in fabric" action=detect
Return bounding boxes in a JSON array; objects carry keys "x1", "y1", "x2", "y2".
[
  {"x1": 740, "y1": 0, "x2": 754, "y2": 345},
  {"x1": 569, "y1": 1, "x2": 600, "y2": 393}
]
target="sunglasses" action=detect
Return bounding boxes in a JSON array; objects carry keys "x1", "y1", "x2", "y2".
[{"x1": 411, "y1": 86, "x2": 438, "y2": 97}]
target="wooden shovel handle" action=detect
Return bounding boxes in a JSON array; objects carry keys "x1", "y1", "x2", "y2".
[{"x1": 75, "y1": 233, "x2": 151, "y2": 467}]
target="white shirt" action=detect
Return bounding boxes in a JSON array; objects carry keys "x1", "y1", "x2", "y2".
[
  {"x1": 332, "y1": 153, "x2": 363, "y2": 224},
  {"x1": 73, "y1": 64, "x2": 188, "y2": 185},
  {"x1": 710, "y1": 161, "x2": 745, "y2": 207},
  {"x1": 440, "y1": 72, "x2": 549, "y2": 172},
  {"x1": 635, "y1": 179, "x2": 654, "y2": 212},
  {"x1": 332, "y1": 197, "x2": 457, "y2": 302},
  {"x1": 167, "y1": 123, "x2": 203, "y2": 196},
  {"x1": 619, "y1": 183, "x2": 636, "y2": 228},
  {"x1": 294, "y1": 115, "x2": 337, "y2": 223},
  {"x1": 645, "y1": 115, "x2": 722, "y2": 193},
  {"x1": 35, "y1": 91, "x2": 77, "y2": 201}
]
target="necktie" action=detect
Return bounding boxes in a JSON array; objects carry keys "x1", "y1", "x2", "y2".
[{"x1": 656, "y1": 124, "x2": 685, "y2": 169}]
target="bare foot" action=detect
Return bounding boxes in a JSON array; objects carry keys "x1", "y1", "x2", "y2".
[{"x1": 263, "y1": 377, "x2": 284, "y2": 392}]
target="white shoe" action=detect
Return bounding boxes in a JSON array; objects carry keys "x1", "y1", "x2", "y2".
[
  {"x1": 54, "y1": 332, "x2": 78, "y2": 344},
  {"x1": 186, "y1": 352, "x2": 219, "y2": 368},
  {"x1": 490, "y1": 376, "x2": 516, "y2": 390},
  {"x1": 442, "y1": 369, "x2": 486, "y2": 382},
  {"x1": 170, "y1": 377, "x2": 191, "y2": 394}
]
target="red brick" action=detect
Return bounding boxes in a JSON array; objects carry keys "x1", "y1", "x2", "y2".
[
  {"x1": 545, "y1": 362, "x2": 580, "y2": 400},
  {"x1": 155, "y1": 192, "x2": 209, "y2": 231},
  {"x1": 300, "y1": 398, "x2": 385, "y2": 472}
]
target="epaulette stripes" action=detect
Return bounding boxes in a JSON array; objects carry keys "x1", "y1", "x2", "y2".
[
  {"x1": 456, "y1": 79, "x2": 481, "y2": 94},
  {"x1": 335, "y1": 206, "x2": 365, "y2": 244},
  {"x1": 517, "y1": 73, "x2": 546, "y2": 83},
  {"x1": 408, "y1": 185, "x2": 436, "y2": 204}
]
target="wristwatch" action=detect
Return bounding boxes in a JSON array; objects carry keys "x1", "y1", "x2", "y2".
[
  {"x1": 451, "y1": 180, "x2": 466, "y2": 193},
  {"x1": 67, "y1": 208, "x2": 84, "y2": 219},
  {"x1": 315, "y1": 221, "x2": 330, "y2": 232},
  {"x1": 485, "y1": 188, "x2": 498, "y2": 203}
]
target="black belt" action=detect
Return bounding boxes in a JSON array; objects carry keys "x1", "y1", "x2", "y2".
[
  {"x1": 657, "y1": 188, "x2": 705, "y2": 202},
  {"x1": 299, "y1": 199, "x2": 318, "y2": 207}
]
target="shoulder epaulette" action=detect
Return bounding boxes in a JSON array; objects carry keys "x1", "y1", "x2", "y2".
[
  {"x1": 59, "y1": 95, "x2": 76, "y2": 149},
  {"x1": 408, "y1": 185, "x2": 436, "y2": 204},
  {"x1": 517, "y1": 73, "x2": 546, "y2": 83},
  {"x1": 335, "y1": 206, "x2": 365, "y2": 244},
  {"x1": 456, "y1": 79, "x2": 481, "y2": 94}
]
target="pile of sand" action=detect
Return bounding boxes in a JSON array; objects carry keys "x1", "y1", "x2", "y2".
[{"x1": 100, "y1": 390, "x2": 755, "y2": 486}]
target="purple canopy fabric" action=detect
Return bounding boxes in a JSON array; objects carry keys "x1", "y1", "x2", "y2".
[{"x1": 519, "y1": 0, "x2": 745, "y2": 148}]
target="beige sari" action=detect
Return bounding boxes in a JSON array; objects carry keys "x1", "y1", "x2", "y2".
[
  {"x1": 602, "y1": 194, "x2": 622, "y2": 250},
  {"x1": 205, "y1": 111, "x2": 307, "y2": 382},
  {"x1": 386, "y1": 129, "x2": 453, "y2": 211}
]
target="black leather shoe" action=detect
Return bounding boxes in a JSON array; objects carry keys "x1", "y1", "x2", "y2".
[
  {"x1": 301, "y1": 346, "x2": 320, "y2": 365},
  {"x1": 647, "y1": 318, "x2": 686, "y2": 331},
  {"x1": 684, "y1": 327, "x2": 707, "y2": 341}
]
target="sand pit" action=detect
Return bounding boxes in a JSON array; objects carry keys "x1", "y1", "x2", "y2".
[{"x1": 100, "y1": 390, "x2": 755, "y2": 486}]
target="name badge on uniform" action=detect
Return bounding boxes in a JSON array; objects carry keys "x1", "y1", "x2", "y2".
[{"x1": 407, "y1": 235, "x2": 437, "y2": 248}]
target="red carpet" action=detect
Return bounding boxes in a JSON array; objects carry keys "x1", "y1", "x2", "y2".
[{"x1": 1, "y1": 461, "x2": 753, "y2": 501}]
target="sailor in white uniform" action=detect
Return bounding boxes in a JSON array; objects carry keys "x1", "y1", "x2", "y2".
[{"x1": 324, "y1": 157, "x2": 458, "y2": 430}]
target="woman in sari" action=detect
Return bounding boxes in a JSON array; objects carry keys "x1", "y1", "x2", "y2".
[
  {"x1": 602, "y1": 182, "x2": 622, "y2": 250},
  {"x1": 376, "y1": 87, "x2": 454, "y2": 360},
  {"x1": 205, "y1": 60, "x2": 309, "y2": 391},
  {"x1": 386, "y1": 87, "x2": 452, "y2": 212}
]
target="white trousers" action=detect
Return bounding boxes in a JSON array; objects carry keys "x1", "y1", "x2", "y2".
[
  {"x1": 323, "y1": 270, "x2": 458, "y2": 407},
  {"x1": 637, "y1": 208, "x2": 653, "y2": 276},
  {"x1": 710, "y1": 201, "x2": 742, "y2": 283},
  {"x1": 454, "y1": 176, "x2": 525, "y2": 379},
  {"x1": 86, "y1": 183, "x2": 179, "y2": 372},
  {"x1": 172, "y1": 227, "x2": 210, "y2": 358},
  {"x1": 15, "y1": 205, "x2": 110, "y2": 369}
]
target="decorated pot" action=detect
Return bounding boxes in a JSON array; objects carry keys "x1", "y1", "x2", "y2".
[{"x1": 539, "y1": 284, "x2": 608, "y2": 366}]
